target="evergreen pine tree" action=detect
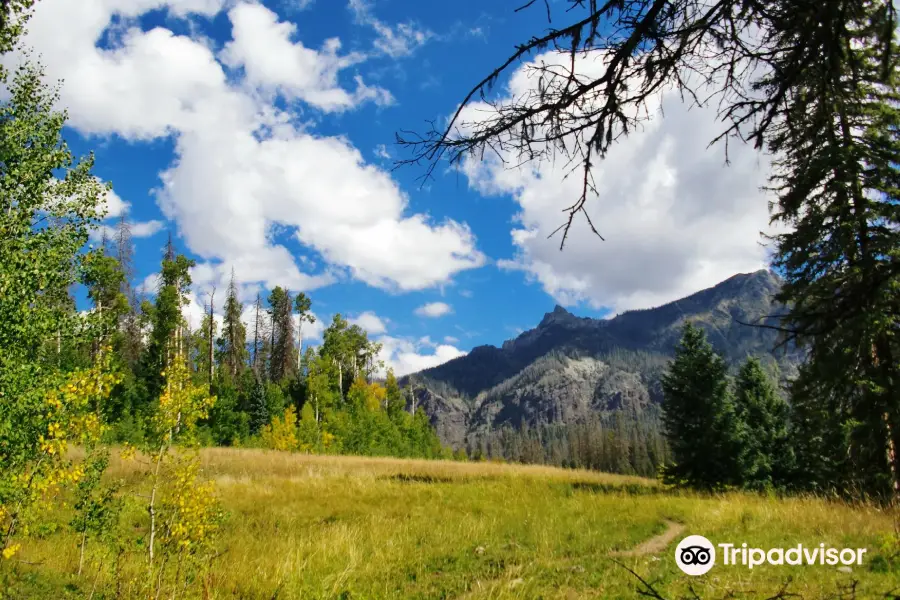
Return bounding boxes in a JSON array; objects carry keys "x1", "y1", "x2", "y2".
[
  {"x1": 267, "y1": 287, "x2": 295, "y2": 383},
  {"x1": 385, "y1": 369, "x2": 404, "y2": 419},
  {"x1": 193, "y1": 312, "x2": 217, "y2": 387},
  {"x1": 112, "y1": 217, "x2": 143, "y2": 369},
  {"x1": 732, "y1": 358, "x2": 793, "y2": 490},
  {"x1": 766, "y1": 3, "x2": 900, "y2": 499},
  {"x1": 251, "y1": 292, "x2": 268, "y2": 379},
  {"x1": 787, "y1": 361, "x2": 862, "y2": 495},
  {"x1": 217, "y1": 270, "x2": 247, "y2": 381},
  {"x1": 247, "y1": 377, "x2": 269, "y2": 436},
  {"x1": 661, "y1": 323, "x2": 739, "y2": 489}
]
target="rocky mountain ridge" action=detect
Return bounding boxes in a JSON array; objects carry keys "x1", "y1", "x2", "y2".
[{"x1": 403, "y1": 270, "x2": 799, "y2": 449}]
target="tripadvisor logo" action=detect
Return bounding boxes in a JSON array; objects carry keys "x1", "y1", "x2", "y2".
[
  {"x1": 675, "y1": 535, "x2": 867, "y2": 576},
  {"x1": 675, "y1": 535, "x2": 716, "y2": 576}
]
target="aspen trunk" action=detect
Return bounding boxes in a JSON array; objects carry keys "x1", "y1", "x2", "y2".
[
  {"x1": 207, "y1": 289, "x2": 215, "y2": 389},
  {"x1": 147, "y1": 449, "x2": 164, "y2": 567},
  {"x1": 252, "y1": 295, "x2": 261, "y2": 375},
  {"x1": 297, "y1": 325, "x2": 303, "y2": 372},
  {"x1": 884, "y1": 412, "x2": 900, "y2": 502},
  {"x1": 78, "y1": 530, "x2": 86, "y2": 576}
]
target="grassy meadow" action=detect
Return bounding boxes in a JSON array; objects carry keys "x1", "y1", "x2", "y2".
[{"x1": 6, "y1": 449, "x2": 899, "y2": 599}]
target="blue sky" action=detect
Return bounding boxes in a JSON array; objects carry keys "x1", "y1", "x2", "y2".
[{"x1": 19, "y1": 0, "x2": 775, "y2": 375}]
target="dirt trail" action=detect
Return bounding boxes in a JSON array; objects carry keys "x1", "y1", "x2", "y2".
[{"x1": 614, "y1": 520, "x2": 685, "y2": 556}]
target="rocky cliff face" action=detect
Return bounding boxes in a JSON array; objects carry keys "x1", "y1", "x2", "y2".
[{"x1": 404, "y1": 270, "x2": 799, "y2": 449}]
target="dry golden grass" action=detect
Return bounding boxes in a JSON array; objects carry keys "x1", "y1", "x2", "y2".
[
  {"x1": 8, "y1": 448, "x2": 899, "y2": 599},
  {"x1": 194, "y1": 448, "x2": 660, "y2": 487}
]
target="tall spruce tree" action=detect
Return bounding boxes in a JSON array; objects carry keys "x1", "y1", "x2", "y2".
[
  {"x1": 193, "y1": 311, "x2": 217, "y2": 389},
  {"x1": 732, "y1": 358, "x2": 793, "y2": 490},
  {"x1": 385, "y1": 369, "x2": 404, "y2": 418},
  {"x1": 251, "y1": 292, "x2": 268, "y2": 378},
  {"x1": 768, "y1": 5, "x2": 900, "y2": 499},
  {"x1": 218, "y1": 270, "x2": 247, "y2": 381},
  {"x1": 247, "y1": 377, "x2": 269, "y2": 435},
  {"x1": 112, "y1": 215, "x2": 134, "y2": 295},
  {"x1": 112, "y1": 216, "x2": 142, "y2": 368},
  {"x1": 661, "y1": 323, "x2": 738, "y2": 489},
  {"x1": 267, "y1": 287, "x2": 295, "y2": 383},
  {"x1": 787, "y1": 365, "x2": 856, "y2": 494}
]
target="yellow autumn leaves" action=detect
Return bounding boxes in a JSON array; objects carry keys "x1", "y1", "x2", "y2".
[
  {"x1": 153, "y1": 356, "x2": 216, "y2": 441},
  {"x1": 162, "y1": 456, "x2": 222, "y2": 553},
  {"x1": 261, "y1": 406, "x2": 301, "y2": 452},
  {"x1": 1, "y1": 349, "x2": 119, "y2": 561}
]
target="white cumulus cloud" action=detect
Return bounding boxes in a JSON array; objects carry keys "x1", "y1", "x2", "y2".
[
  {"x1": 221, "y1": 3, "x2": 391, "y2": 111},
  {"x1": 100, "y1": 187, "x2": 129, "y2": 218},
  {"x1": 349, "y1": 311, "x2": 388, "y2": 335},
  {"x1": 377, "y1": 335, "x2": 465, "y2": 377},
  {"x1": 20, "y1": 0, "x2": 484, "y2": 299},
  {"x1": 459, "y1": 51, "x2": 777, "y2": 314},
  {"x1": 414, "y1": 302, "x2": 452, "y2": 318}
]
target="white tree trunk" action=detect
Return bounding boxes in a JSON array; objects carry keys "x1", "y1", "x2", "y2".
[{"x1": 297, "y1": 323, "x2": 303, "y2": 372}]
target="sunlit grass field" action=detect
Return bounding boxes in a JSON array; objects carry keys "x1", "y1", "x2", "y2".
[{"x1": 7, "y1": 448, "x2": 899, "y2": 599}]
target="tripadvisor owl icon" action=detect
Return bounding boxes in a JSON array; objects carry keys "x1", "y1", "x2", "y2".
[{"x1": 675, "y1": 535, "x2": 716, "y2": 576}]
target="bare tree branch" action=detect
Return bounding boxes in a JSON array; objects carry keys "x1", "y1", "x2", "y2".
[{"x1": 396, "y1": 0, "x2": 895, "y2": 248}]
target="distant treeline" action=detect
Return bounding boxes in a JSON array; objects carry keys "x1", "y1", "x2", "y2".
[{"x1": 467, "y1": 410, "x2": 669, "y2": 478}]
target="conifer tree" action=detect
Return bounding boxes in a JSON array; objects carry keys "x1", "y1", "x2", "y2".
[
  {"x1": 112, "y1": 215, "x2": 134, "y2": 296},
  {"x1": 267, "y1": 287, "x2": 295, "y2": 383},
  {"x1": 661, "y1": 323, "x2": 738, "y2": 489},
  {"x1": 247, "y1": 377, "x2": 269, "y2": 436},
  {"x1": 193, "y1": 312, "x2": 217, "y2": 388},
  {"x1": 251, "y1": 292, "x2": 268, "y2": 378},
  {"x1": 732, "y1": 358, "x2": 792, "y2": 490},
  {"x1": 218, "y1": 270, "x2": 247, "y2": 381},
  {"x1": 385, "y1": 369, "x2": 404, "y2": 418},
  {"x1": 787, "y1": 360, "x2": 869, "y2": 495},
  {"x1": 768, "y1": 6, "x2": 900, "y2": 498},
  {"x1": 112, "y1": 217, "x2": 143, "y2": 368}
]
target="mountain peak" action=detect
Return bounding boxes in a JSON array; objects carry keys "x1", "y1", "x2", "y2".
[
  {"x1": 710, "y1": 268, "x2": 781, "y2": 296},
  {"x1": 539, "y1": 304, "x2": 576, "y2": 328}
]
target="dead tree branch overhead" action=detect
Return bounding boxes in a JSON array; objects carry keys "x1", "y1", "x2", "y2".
[{"x1": 395, "y1": 0, "x2": 896, "y2": 248}]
